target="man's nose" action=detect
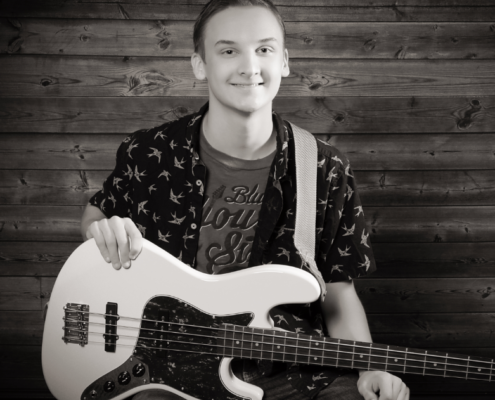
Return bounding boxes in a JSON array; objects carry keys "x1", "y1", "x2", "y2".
[{"x1": 238, "y1": 52, "x2": 260, "y2": 77}]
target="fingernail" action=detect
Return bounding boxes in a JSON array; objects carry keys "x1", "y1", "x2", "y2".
[
  {"x1": 113, "y1": 263, "x2": 121, "y2": 269},
  {"x1": 123, "y1": 261, "x2": 130, "y2": 268},
  {"x1": 106, "y1": 257, "x2": 111, "y2": 263},
  {"x1": 130, "y1": 254, "x2": 137, "y2": 260}
]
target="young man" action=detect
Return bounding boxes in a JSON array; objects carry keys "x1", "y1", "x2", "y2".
[{"x1": 81, "y1": 1, "x2": 409, "y2": 399}]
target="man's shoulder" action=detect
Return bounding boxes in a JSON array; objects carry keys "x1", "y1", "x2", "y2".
[
  {"x1": 127, "y1": 113, "x2": 195, "y2": 145},
  {"x1": 284, "y1": 120, "x2": 350, "y2": 171},
  {"x1": 118, "y1": 111, "x2": 199, "y2": 161}
]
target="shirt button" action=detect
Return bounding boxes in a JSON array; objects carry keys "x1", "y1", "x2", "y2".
[
  {"x1": 191, "y1": 223, "x2": 197, "y2": 229},
  {"x1": 196, "y1": 180, "x2": 202, "y2": 186}
]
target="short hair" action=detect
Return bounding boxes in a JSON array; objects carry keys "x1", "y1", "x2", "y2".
[{"x1": 193, "y1": 0, "x2": 286, "y2": 62}]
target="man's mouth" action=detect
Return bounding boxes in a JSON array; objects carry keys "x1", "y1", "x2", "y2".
[{"x1": 231, "y1": 83, "x2": 264, "y2": 87}]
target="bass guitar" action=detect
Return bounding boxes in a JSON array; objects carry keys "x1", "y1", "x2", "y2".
[{"x1": 42, "y1": 239, "x2": 494, "y2": 400}]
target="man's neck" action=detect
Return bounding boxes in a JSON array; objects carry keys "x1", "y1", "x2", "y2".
[{"x1": 202, "y1": 101, "x2": 276, "y2": 160}]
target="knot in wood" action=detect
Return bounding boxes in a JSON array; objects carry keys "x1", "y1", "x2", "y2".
[
  {"x1": 363, "y1": 39, "x2": 376, "y2": 52},
  {"x1": 457, "y1": 119, "x2": 472, "y2": 130},
  {"x1": 40, "y1": 78, "x2": 52, "y2": 87},
  {"x1": 303, "y1": 36, "x2": 313, "y2": 45}
]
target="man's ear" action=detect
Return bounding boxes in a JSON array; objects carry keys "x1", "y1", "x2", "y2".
[
  {"x1": 281, "y1": 48, "x2": 290, "y2": 78},
  {"x1": 191, "y1": 52, "x2": 207, "y2": 80}
]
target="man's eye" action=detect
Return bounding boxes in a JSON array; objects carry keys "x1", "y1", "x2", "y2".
[
  {"x1": 223, "y1": 50, "x2": 234, "y2": 55},
  {"x1": 259, "y1": 47, "x2": 271, "y2": 53}
]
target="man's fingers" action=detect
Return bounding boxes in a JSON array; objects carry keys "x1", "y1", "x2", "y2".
[
  {"x1": 87, "y1": 222, "x2": 111, "y2": 263},
  {"x1": 109, "y1": 216, "x2": 131, "y2": 268},
  {"x1": 124, "y1": 218, "x2": 143, "y2": 260},
  {"x1": 99, "y1": 219, "x2": 121, "y2": 269},
  {"x1": 397, "y1": 383, "x2": 410, "y2": 400},
  {"x1": 361, "y1": 391, "x2": 378, "y2": 400}
]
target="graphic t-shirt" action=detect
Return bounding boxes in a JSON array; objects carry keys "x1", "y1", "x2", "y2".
[{"x1": 197, "y1": 131, "x2": 275, "y2": 275}]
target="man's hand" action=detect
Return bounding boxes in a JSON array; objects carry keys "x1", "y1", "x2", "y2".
[
  {"x1": 85, "y1": 214, "x2": 143, "y2": 270},
  {"x1": 357, "y1": 371, "x2": 409, "y2": 400}
]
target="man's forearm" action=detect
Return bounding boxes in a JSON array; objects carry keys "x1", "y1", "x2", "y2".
[{"x1": 321, "y1": 280, "x2": 373, "y2": 375}]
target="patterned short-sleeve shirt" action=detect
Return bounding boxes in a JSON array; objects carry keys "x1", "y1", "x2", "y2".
[{"x1": 89, "y1": 102, "x2": 376, "y2": 398}]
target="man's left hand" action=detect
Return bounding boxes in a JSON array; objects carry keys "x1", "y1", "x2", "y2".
[{"x1": 357, "y1": 371, "x2": 410, "y2": 400}]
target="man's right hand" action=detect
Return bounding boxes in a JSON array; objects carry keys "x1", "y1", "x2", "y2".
[{"x1": 81, "y1": 205, "x2": 143, "y2": 269}]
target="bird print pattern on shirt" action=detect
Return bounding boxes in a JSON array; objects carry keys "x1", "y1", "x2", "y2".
[{"x1": 88, "y1": 105, "x2": 375, "y2": 400}]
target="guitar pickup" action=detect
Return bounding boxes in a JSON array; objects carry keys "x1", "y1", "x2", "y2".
[
  {"x1": 103, "y1": 302, "x2": 119, "y2": 352},
  {"x1": 63, "y1": 303, "x2": 89, "y2": 346}
]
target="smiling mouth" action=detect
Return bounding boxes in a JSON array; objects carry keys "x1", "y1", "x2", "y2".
[{"x1": 231, "y1": 83, "x2": 264, "y2": 87}]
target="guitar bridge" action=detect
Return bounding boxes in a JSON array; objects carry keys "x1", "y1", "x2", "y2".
[{"x1": 63, "y1": 303, "x2": 89, "y2": 346}]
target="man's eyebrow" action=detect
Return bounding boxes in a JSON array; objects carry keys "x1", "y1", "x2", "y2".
[{"x1": 214, "y1": 37, "x2": 278, "y2": 46}]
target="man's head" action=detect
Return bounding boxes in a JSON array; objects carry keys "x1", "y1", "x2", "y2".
[
  {"x1": 191, "y1": 1, "x2": 290, "y2": 115},
  {"x1": 193, "y1": 0, "x2": 286, "y2": 63}
]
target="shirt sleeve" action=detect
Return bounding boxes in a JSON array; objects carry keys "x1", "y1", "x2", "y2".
[
  {"x1": 317, "y1": 159, "x2": 376, "y2": 283},
  {"x1": 88, "y1": 133, "x2": 140, "y2": 219}
]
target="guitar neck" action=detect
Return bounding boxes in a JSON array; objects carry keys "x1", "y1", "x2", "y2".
[{"x1": 217, "y1": 324, "x2": 494, "y2": 382}]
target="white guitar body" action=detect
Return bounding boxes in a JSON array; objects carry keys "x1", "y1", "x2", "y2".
[{"x1": 42, "y1": 239, "x2": 320, "y2": 400}]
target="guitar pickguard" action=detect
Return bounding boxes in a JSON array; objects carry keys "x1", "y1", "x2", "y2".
[{"x1": 82, "y1": 296, "x2": 254, "y2": 400}]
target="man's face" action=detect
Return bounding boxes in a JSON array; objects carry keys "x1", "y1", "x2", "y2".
[{"x1": 192, "y1": 6, "x2": 289, "y2": 115}]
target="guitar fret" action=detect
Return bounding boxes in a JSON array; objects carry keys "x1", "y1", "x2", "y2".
[
  {"x1": 466, "y1": 356, "x2": 470, "y2": 380},
  {"x1": 368, "y1": 343, "x2": 371, "y2": 371},
  {"x1": 490, "y1": 359, "x2": 493, "y2": 382},
  {"x1": 423, "y1": 351, "x2": 427, "y2": 376},
  {"x1": 404, "y1": 348, "x2": 408, "y2": 374},
  {"x1": 283, "y1": 332, "x2": 287, "y2": 363},
  {"x1": 320, "y1": 338, "x2": 325, "y2": 365},
  {"x1": 444, "y1": 353, "x2": 448, "y2": 378},
  {"x1": 351, "y1": 341, "x2": 355, "y2": 369},
  {"x1": 241, "y1": 326, "x2": 245, "y2": 360},
  {"x1": 336, "y1": 339, "x2": 340, "y2": 367},
  {"x1": 385, "y1": 346, "x2": 389, "y2": 372}
]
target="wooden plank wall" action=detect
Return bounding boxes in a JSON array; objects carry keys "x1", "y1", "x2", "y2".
[{"x1": 0, "y1": 0, "x2": 494, "y2": 398}]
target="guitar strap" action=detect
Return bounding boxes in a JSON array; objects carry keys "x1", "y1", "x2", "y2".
[{"x1": 289, "y1": 121, "x2": 327, "y2": 301}]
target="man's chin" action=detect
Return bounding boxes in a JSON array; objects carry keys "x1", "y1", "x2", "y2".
[{"x1": 230, "y1": 99, "x2": 272, "y2": 115}]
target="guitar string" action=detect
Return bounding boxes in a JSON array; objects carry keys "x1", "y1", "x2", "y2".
[
  {"x1": 64, "y1": 321, "x2": 492, "y2": 376},
  {"x1": 63, "y1": 330, "x2": 492, "y2": 380},
  {"x1": 64, "y1": 310, "x2": 494, "y2": 367}
]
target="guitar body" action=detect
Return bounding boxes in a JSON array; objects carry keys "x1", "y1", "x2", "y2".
[{"x1": 42, "y1": 239, "x2": 321, "y2": 400}]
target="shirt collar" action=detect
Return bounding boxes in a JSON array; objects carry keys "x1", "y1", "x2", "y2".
[{"x1": 187, "y1": 102, "x2": 289, "y2": 180}]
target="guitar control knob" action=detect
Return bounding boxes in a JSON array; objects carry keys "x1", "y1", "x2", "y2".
[
  {"x1": 133, "y1": 363, "x2": 146, "y2": 377},
  {"x1": 104, "y1": 381, "x2": 115, "y2": 392},
  {"x1": 118, "y1": 371, "x2": 131, "y2": 385}
]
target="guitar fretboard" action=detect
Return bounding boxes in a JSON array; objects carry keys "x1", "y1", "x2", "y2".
[{"x1": 216, "y1": 324, "x2": 494, "y2": 381}]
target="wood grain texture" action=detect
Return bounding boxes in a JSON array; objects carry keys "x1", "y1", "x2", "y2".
[
  {"x1": 1, "y1": 133, "x2": 494, "y2": 171},
  {"x1": 0, "y1": 97, "x2": 493, "y2": 133},
  {"x1": 1, "y1": 2, "x2": 495, "y2": 21},
  {"x1": 357, "y1": 170, "x2": 495, "y2": 206},
  {"x1": 0, "y1": 206, "x2": 85, "y2": 242},
  {"x1": 0, "y1": 242, "x2": 78, "y2": 276},
  {"x1": 2, "y1": 170, "x2": 494, "y2": 206},
  {"x1": 1, "y1": 205, "x2": 493, "y2": 242},
  {"x1": 372, "y1": 242, "x2": 495, "y2": 278},
  {"x1": 366, "y1": 206, "x2": 495, "y2": 243},
  {"x1": 355, "y1": 278, "x2": 495, "y2": 313},
  {"x1": 368, "y1": 313, "x2": 495, "y2": 348},
  {"x1": 0, "y1": 311, "x2": 45, "y2": 345},
  {"x1": 0, "y1": 277, "x2": 41, "y2": 310},
  {"x1": 0, "y1": 170, "x2": 107, "y2": 205},
  {"x1": 2, "y1": 19, "x2": 495, "y2": 59},
  {"x1": 2, "y1": 56, "x2": 495, "y2": 97}
]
